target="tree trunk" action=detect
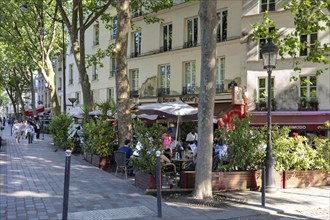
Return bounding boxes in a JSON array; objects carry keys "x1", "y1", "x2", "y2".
[
  {"x1": 115, "y1": 0, "x2": 132, "y2": 146},
  {"x1": 194, "y1": 0, "x2": 217, "y2": 200},
  {"x1": 44, "y1": 56, "x2": 60, "y2": 115}
]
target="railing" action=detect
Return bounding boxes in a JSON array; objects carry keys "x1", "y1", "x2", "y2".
[
  {"x1": 182, "y1": 86, "x2": 196, "y2": 95},
  {"x1": 157, "y1": 88, "x2": 170, "y2": 96},
  {"x1": 215, "y1": 84, "x2": 224, "y2": 93},
  {"x1": 130, "y1": 90, "x2": 139, "y2": 99}
]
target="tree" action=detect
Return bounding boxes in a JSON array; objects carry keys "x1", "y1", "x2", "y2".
[
  {"x1": 194, "y1": 0, "x2": 217, "y2": 200},
  {"x1": 252, "y1": 0, "x2": 330, "y2": 77},
  {"x1": 115, "y1": 0, "x2": 132, "y2": 146},
  {"x1": 56, "y1": 0, "x2": 113, "y2": 107}
]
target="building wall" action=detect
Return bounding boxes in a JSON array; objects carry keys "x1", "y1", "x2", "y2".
[{"x1": 57, "y1": 0, "x2": 330, "y2": 115}]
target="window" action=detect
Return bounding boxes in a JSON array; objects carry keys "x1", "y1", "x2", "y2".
[
  {"x1": 129, "y1": 69, "x2": 139, "y2": 94},
  {"x1": 107, "y1": 87, "x2": 115, "y2": 100},
  {"x1": 111, "y1": 16, "x2": 117, "y2": 40},
  {"x1": 131, "y1": 32, "x2": 141, "y2": 57},
  {"x1": 93, "y1": 22, "x2": 99, "y2": 46},
  {"x1": 185, "y1": 17, "x2": 198, "y2": 48},
  {"x1": 158, "y1": 64, "x2": 171, "y2": 96},
  {"x1": 91, "y1": 89, "x2": 99, "y2": 104},
  {"x1": 259, "y1": 27, "x2": 275, "y2": 59},
  {"x1": 69, "y1": 64, "x2": 73, "y2": 85},
  {"x1": 260, "y1": 0, "x2": 276, "y2": 12},
  {"x1": 300, "y1": 75, "x2": 317, "y2": 98},
  {"x1": 300, "y1": 33, "x2": 317, "y2": 56},
  {"x1": 58, "y1": 77, "x2": 62, "y2": 91},
  {"x1": 183, "y1": 61, "x2": 196, "y2": 94},
  {"x1": 216, "y1": 57, "x2": 225, "y2": 93},
  {"x1": 92, "y1": 64, "x2": 98, "y2": 80},
  {"x1": 162, "y1": 24, "x2": 172, "y2": 52},
  {"x1": 217, "y1": 10, "x2": 227, "y2": 42},
  {"x1": 75, "y1": 92, "x2": 80, "y2": 105},
  {"x1": 109, "y1": 57, "x2": 116, "y2": 78},
  {"x1": 258, "y1": 77, "x2": 274, "y2": 101}
]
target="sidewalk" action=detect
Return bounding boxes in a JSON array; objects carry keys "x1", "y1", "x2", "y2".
[{"x1": 0, "y1": 123, "x2": 329, "y2": 220}]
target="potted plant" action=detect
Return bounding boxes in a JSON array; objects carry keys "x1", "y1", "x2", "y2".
[
  {"x1": 82, "y1": 119, "x2": 117, "y2": 170},
  {"x1": 131, "y1": 121, "x2": 166, "y2": 190},
  {"x1": 298, "y1": 97, "x2": 308, "y2": 111},
  {"x1": 256, "y1": 99, "x2": 267, "y2": 111},
  {"x1": 308, "y1": 97, "x2": 319, "y2": 111}
]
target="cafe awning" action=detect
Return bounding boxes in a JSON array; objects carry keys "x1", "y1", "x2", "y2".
[{"x1": 249, "y1": 111, "x2": 330, "y2": 131}]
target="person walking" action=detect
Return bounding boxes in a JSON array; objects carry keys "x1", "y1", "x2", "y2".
[
  {"x1": 34, "y1": 121, "x2": 41, "y2": 139},
  {"x1": 25, "y1": 122, "x2": 35, "y2": 144}
]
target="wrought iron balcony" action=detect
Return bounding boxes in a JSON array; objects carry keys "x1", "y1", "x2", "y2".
[
  {"x1": 130, "y1": 90, "x2": 139, "y2": 99},
  {"x1": 215, "y1": 84, "x2": 224, "y2": 93},
  {"x1": 157, "y1": 88, "x2": 170, "y2": 96},
  {"x1": 182, "y1": 86, "x2": 196, "y2": 95}
]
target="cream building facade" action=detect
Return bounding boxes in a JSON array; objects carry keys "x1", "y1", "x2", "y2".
[{"x1": 54, "y1": 0, "x2": 329, "y2": 124}]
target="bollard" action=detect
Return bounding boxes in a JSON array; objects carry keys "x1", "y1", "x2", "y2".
[
  {"x1": 62, "y1": 150, "x2": 72, "y2": 220},
  {"x1": 155, "y1": 150, "x2": 162, "y2": 218},
  {"x1": 261, "y1": 166, "x2": 266, "y2": 206}
]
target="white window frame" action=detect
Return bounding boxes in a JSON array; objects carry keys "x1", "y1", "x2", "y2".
[
  {"x1": 93, "y1": 22, "x2": 99, "y2": 46},
  {"x1": 299, "y1": 75, "x2": 317, "y2": 98},
  {"x1": 75, "y1": 92, "x2": 80, "y2": 105},
  {"x1": 159, "y1": 64, "x2": 171, "y2": 95},
  {"x1": 257, "y1": 77, "x2": 275, "y2": 102},
  {"x1": 260, "y1": 0, "x2": 276, "y2": 13},
  {"x1": 216, "y1": 57, "x2": 225, "y2": 93},
  {"x1": 186, "y1": 17, "x2": 198, "y2": 47},
  {"x1": 183, "y1": 61, "x2": 196, "y2": 94},
  {"x1": 111, "y1": 16, "x2": 117, "y2": 40},
  {"x1": 92, "y1": 64, "x2": 98, "y2": 80},
  {"x1": 107, "y1": 87, "x2": 115, "y2": 100},
  {"x1": 216, "y1": 10, "x2": 228, "y2": 42},
  {"x1": 109, "y1": 57, "x2": 116, "y2": 78},
  {"x1": 129, "y1": 69, "x2": 139, "y2": 92},
  {"x1": 162, "y1": 23, "x2": 172, "y2": 51},
  {"x1": 299, "y1": 33, "x2": 318, "y2": 57},
  {"x1": 69, "y1": 64, "x2": 73, "y2": 85},
  {"x1": 132, "y1": 32, "x2": 142, "y2": 57}
]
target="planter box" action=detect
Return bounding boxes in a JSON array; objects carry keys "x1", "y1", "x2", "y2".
[
  {"x1": 92, "y1": 154, "x2": 100, "y2": 167},
  {"x1": 84, "y1": 152, "x2": 93, "y2": 164},
  {"x1": 180, "y1": 170, "x2": 329, "y2": 191},
  {"x1": 282, "y1": 170, "x2": 330, "y2": 188},
  {"x1": 180, "y1": 171, "x2": 252, "y2": 191},
  {"x1": 135, "y1": 173, "x2": 156, "y2": 191}
]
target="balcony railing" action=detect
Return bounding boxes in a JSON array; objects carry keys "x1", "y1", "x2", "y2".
[
  {"x1": 182, "y1": 86, "x2": 196, "y2": 95},
  {"x1": 130, "y1": 90, "x2": 139, "y2": 99},
  {"x1": 109, "y1": 70, "x2": 115, "y2": 78},
  {"x1": 215, "y1": 84, "x2": 224, "y2": 94},
  {"x1": 158, "y1": 88, "x2": 170, "y2": 96}
]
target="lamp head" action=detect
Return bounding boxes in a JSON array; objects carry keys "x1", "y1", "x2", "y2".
[{"x1": 261, "y1": 38, "x2": 278, "y2": 71}]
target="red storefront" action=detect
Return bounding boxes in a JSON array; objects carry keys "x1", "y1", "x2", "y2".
[{"x1": 249, "y1": 111, "x2": 330, "y2": 136}]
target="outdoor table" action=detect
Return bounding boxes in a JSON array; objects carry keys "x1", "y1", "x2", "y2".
[{"x1": 171, "y1": 158, "x2": 193, "y2": 172}]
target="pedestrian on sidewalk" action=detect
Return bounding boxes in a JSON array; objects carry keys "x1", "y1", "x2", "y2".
[{"x1": 25, "y1": 122, "x2": 35, "y2": 144}]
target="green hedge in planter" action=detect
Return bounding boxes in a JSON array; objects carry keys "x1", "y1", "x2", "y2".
[
  {"x1": 81, "y1": 119, "x2": 117, "y2": 157},
  {"x1": 130, "y1": 121, "x2": 166, "y2": 175},
  {"x1": 49, "y1": 114, "x2": 72, "y2": 149},
  {"x1": 215, "y1": 115, "x2": 330, "y2": 173}
]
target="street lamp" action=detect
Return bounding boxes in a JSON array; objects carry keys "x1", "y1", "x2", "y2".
[
  {"x1": 20, "y1": 4, "x2": 66, "y2": 113},
  {"x1": 261, "y1": 37, "x2": 278, "y2": 192},
  {"x1": 67, "y1": 98, "x2": 77, "y2": 107}
]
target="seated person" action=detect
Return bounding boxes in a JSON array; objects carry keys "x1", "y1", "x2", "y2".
[{"x1": 119, "y1": 139, "x2": 133, "y2": 159}]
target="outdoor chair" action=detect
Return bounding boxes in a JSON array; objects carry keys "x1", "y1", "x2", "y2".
[
  {"x1": 114, "y1": 151, "x2": 128, "y2": 179},
  {"x1": 164, "y1": 163, "x2": 179, "y2": 188}
]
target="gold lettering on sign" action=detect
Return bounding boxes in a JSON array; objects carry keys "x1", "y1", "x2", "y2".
[
  {"x1": 180, "y1": 96, "x2": 197, "y2": 103},
  {"x1": 157, "y1": 97, "x2": 177, "y2": 103}
]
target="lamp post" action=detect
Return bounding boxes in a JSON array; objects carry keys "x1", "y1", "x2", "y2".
[
  {"x1": 20, "y1": 4, "x2": 66, "y2": 113},
  {"x1": 261, "y1": 37, "x2": 278, "y2": 192}
]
